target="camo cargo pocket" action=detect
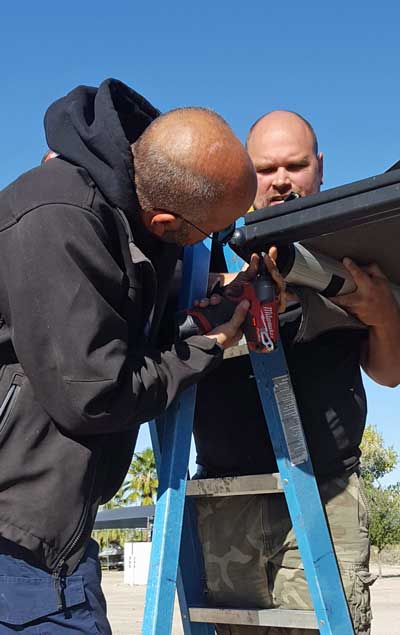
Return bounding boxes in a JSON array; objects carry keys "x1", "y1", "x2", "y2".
[{"x1": 346, "y1": 567, "x2": 377, "y2": 634}]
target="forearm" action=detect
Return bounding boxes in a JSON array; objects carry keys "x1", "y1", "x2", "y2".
[{"x1": 362, "y1": 315, "x2": 400, "y2": 387}]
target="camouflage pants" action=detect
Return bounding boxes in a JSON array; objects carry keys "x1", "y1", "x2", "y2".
[{"x1": 196, "y1": 473, "x2": 377, "y2": 635}]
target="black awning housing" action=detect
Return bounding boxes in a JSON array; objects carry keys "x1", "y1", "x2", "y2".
[{"x1": 229, "y1": 169, "x2": 400, "y2": 285}]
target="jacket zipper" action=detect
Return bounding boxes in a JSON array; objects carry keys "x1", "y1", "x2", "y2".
[
  {"x1": 0, "y1": 384, "x2": 21, "y2": 434},
  {"x1": 52, "y1": 559, "x2": 67, "y2": 609},
  {"x1": 52, "y1": 463, "x2": 98, "y2": 609}
]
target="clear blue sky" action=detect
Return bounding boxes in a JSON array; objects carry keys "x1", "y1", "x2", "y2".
[{"x1": 1, "y1": 1, "x2": 399, "y2": 483}]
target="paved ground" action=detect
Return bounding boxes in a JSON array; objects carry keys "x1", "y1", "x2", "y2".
[
  {"x1": 368, "y1": 564, "x2": 400, "y2": 635},
  {"x1": 102, "y1": 572, "x2": 183, "y2": 635},
  {"x1": 102, "y1": 564, "x2": 400, "y2": 634}
]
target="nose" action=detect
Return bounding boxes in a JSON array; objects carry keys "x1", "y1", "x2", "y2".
[{"x1": 272, "y1": 167, "x2": 291, "y2": 191}]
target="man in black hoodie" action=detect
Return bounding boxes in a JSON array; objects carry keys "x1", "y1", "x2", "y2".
[{"x1": 0, "y1": 79, "x2": 256, "y2": 633}]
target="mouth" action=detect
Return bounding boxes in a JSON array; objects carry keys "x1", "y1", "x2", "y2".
[
  {"x1": 269, "y1": 192, "x2": 300, "y2": 206},
  {"x1": 269, "y1": 197, "x2": 286, "y2": 206}
]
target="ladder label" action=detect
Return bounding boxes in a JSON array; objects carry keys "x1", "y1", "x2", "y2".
[{"x1": 272, "y1": 375, "x2": 308, "y2": 466}]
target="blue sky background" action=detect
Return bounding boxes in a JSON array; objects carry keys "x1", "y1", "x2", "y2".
[{"x1": 1, "y1": 1, "x2": 399, "y2": 483}]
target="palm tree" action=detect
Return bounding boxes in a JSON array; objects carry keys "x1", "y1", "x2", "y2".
[
  {"x1": 121, "y1": 448, "x2": 158, "y2": 506},
  {"x1": 94, "y1": 448, "x2": 158, "y2": 547}
]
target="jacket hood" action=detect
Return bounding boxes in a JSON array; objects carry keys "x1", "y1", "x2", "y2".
[{"x1": 44, "y1": 78, "x2": 160, "y2": 213}]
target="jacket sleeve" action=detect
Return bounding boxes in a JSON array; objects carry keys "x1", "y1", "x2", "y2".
[{"x1": 7, "y1": 204, "x2": 223, "y2": 435}]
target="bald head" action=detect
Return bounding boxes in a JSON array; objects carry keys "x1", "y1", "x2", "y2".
[
  {"x1": 246, "y1": 111, "x2": 323, "y2": 210},
  {"x1": 247, "y1": 111, "x2": 318, "y2": 155},
  {"x1": 132, "y1": 108, "x2": 256, "y2": 245}
]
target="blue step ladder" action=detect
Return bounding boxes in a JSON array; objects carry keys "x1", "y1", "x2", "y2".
[{"x1": 142, "y1": 235, "x2": 355, "y2": 635}]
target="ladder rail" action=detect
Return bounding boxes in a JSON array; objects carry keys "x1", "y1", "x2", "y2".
[
  {"x1": 143, "y1": 242, "x2": 214, "y2": 635},
  {"x1": 224, "y1": 242, "x2": 355, "y2": 634},
  {"x1": 249, "y1": 350, "x2": 355, "y2": 634}
]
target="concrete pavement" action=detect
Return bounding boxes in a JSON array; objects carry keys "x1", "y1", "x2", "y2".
[{"x1": 102, "y1": 564, "x2": 400, "y2": 634}]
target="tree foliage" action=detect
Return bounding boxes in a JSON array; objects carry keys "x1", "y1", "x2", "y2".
[
  {"x1": 360, "y1": 425, "x2": 400, "y2": 571},
  {"x1": 121, "y1": 447, "x2": 158, "y2": 506},
  {"x1": 360, "y1": 424, "x2": 398, "y2": 485},
  {"x1": 92, "y1": 448, "x2": 158, "y2": 547},
  {"x1": 366, "y1": 484, "x2": 400, "y2": 552}
]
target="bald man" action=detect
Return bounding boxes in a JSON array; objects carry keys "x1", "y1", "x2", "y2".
[
  {"x1": 0, "y1": 79, "x2": 256, "y2": 633},
  {"x1": 247, "y1": 110, "x2": 323, "y2": 208},
  {"x1": 194, "y1": 111, "x2": 400, "y2": 635}
]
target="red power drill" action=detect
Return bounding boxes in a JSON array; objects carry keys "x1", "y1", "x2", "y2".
[{"x1": 177, "y1": 263, "x2": 279, "y2": 353}]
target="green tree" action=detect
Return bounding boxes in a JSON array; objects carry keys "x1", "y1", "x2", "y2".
[
  {"x1": 121, "y1": 448, "x2": 158, "y2": 506},
  {"x1": 360, "y1": 424, "x2": 398, "y2": 485},
  {"x1": 360, "y1": 424, "x2": 400, "y2": 576},
  {"x1": 93, "y1": 448, "x2": 157, "y2": 548},
  {"x1": 367, "y1": 484, "x2": 400, "y2": 577}
]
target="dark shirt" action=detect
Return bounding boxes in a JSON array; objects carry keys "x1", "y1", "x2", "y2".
[{"x1": 194, "y1": 320, "x2": 367, "y2": 479}]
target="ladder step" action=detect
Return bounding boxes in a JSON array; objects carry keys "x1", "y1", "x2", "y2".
[
  {"x1": 186, "y1": 473, "x2": 283, "y2": 497},
  {"x1": 189, "y1": 607, "x2": 318, "y2": 630}
]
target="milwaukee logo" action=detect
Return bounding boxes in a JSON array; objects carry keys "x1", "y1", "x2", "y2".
[{"x1": 261, "y1": 303, "x2": 276, "y2": 339}]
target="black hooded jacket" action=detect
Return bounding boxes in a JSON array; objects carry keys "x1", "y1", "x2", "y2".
[{"x1": 0, "y1": 79, "x2": 223, "y2": 573}]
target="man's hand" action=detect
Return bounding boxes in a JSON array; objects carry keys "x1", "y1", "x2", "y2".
[
  {"x1": 329, "y1": 258, "x2": 400, "y2": 327},
  {"x1": 204, "y1": 299, "x2": 250, "y2": 349},
  {"x1": 330, "y1": 258, "x2": 400, "y2": 387},
  {"x1": 207, "y1": 253, "x2": 259, "y2": 292},
  {"x1": 221, "y1": 249, "x2": 292, "y2": 313}
]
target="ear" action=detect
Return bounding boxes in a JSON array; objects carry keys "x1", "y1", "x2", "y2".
[
  {"x1": 317, "y1": 152, "x2": 324, "y2": 185},
  {"x1": 149, "y1": 211, "x2": 181, "y2": 238}
]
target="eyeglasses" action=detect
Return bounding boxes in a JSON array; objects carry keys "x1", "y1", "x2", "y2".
[
  {"x1": 174, "y1": 212, "x2": 214, "y2": 241},
  {"x1": 156, "y1": 209, "x2": 236, "y2": 244},
  {"x1": 156, "y1": 209, "x2": 213, "y2": 241}
]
